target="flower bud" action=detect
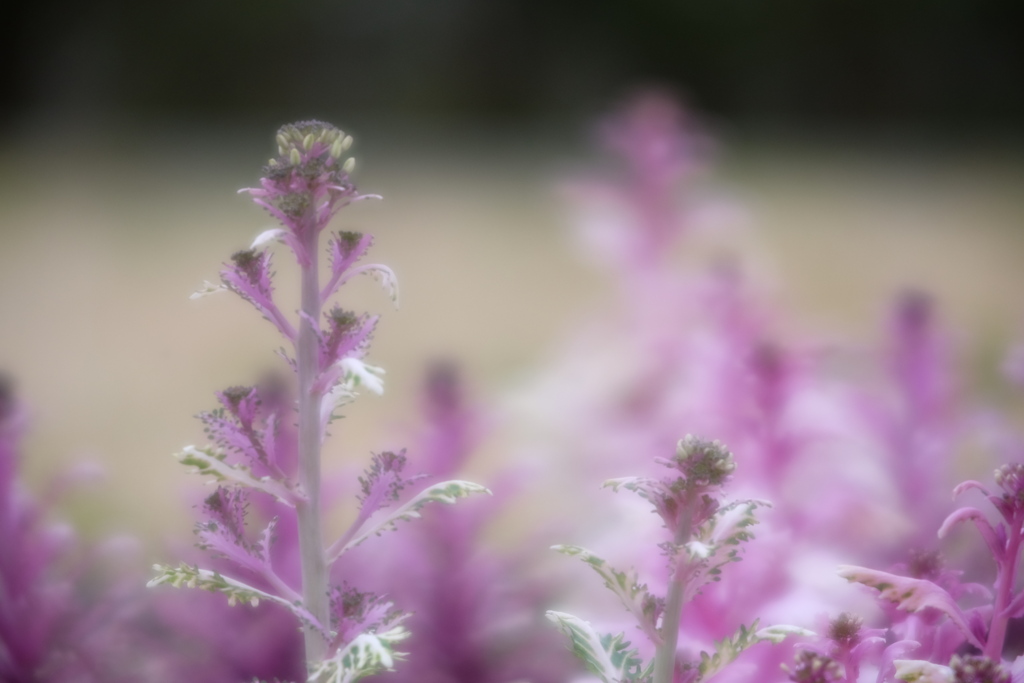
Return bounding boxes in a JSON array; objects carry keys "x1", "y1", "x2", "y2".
[
  {"x1": 330, "y1": 137, "x2": 344, "y2": 159},
  {"x1": 675, "y1": 435, "x2": 735, "y2": 487}
]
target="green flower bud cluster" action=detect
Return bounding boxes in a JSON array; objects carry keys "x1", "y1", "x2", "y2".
[{"x1": 674, "y1": 435, "x2": 735, "y2": 489}]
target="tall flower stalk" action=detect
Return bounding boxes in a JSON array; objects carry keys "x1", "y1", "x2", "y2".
[
  {"x1": 548, "y1": 436, "x2": 807, "y2": 683},
  {"x1": 150, "y1": 121, "x2": 488, "y2": 681}
]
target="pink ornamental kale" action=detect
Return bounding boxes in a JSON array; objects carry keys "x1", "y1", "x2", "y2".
[
  {"x1": 0, "y1": 373, "x2": 312, "y2": 683},
  {"x1": 150, "y1": 121, "x2": 488, "y2": 682},
  {"x1": 0, "y1": 375, "x2": 139, "y2": 682},
  {"x1": 853, "y1": 291, "x2": 962, "y2": 554},
  {"x1": 549, "y1": 435, "x2": 808, "y2": 683},
  {"x1": 341, "y1": 363, "x2": 577, "y2": 683},
  {"x1": 839, "y1": 463, "x2": 1024, "y2": 680}
]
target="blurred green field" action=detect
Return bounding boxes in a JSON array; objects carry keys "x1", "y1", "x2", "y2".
[{"x1": 2, "y1": 124, "x2": 1023, "y2": 548}]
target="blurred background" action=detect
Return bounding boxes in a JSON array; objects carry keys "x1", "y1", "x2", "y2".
[{"x1": 2, "y1": 0, "x2": 1023, "y2": 545}]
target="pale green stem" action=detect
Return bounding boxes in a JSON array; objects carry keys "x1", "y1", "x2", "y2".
[
  {"x1": 296, "y1": 224, "x2": 330, "y2": 669},
  {"x1": 653, "y1": 510, "x2": 693, "y2": 683}
]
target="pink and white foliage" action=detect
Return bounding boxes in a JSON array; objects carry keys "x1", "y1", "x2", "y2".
[
  {"x1": 339, "y1": 362, "x2": 578, "y2": 683},
  {"x1": 513, "y1": 92, "x2": 986, "y2": 683},
  {"x1": 150, "y1": 121, "x2": 489, "y2": 682}
]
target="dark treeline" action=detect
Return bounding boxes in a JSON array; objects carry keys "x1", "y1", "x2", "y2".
[{"x1": 4, "y1": 0, "x2": 1023, "y2": 135}]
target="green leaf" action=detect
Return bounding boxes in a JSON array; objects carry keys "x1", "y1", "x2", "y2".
[
  {"x1": 603, "y1": 476, "x2": 660, "y2": 500},
  {"x1": 696, "y1": 620, "x2": 760, "y2": 680},
  {"x1": 668, "y1": 499, "x2": 770, "y2": 601},
  {"x1": 148, "y1": 563, "x2": 325, "y2": 636},
  {"x1": 694, "y1": 499, "x2": 769, "y2": 549},
  {"x1": 177, "y1": 445, "x2": 299, "y2": 506},
  {"x1": 892, "y1": 659, "x2": 956, "y2": 682},
  {"x1": 695, "y1": 620, "x2": 812, "y2": 680},
  {"x1": 307, "y1": 624, "x2": 410, "y2": 683},
  {"x1": 753, "y1": 624, "x2": 815, "y2": 644},
  {"x1": 552, "y1": 545, "x2": 662, "y2": 645},
  {"x1": 330, "y1": 480, "x2": 491, "y2": 559},
  {"x1": 546, "y1": 611, "x2": 652, "y2": 683}
]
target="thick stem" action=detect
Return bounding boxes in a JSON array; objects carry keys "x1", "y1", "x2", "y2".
[
  {"x1": 653, "y1": 513, "x2": 693, "y2": 683},
  {"x1": 296, "y1": 225, "x2": 330, "y2": 669},
  {"x1": 985, "y1": 516, "x2": 1023, "y2": 659}
]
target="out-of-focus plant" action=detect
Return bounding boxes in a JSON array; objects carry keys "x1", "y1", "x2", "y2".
[
  {"x1": 7, "y1": 92, "x2": 1019, "y2": 683},
  {"x1": 0, "y1": 375, "x2": 135, "y2": 682},
  {"x1": 510, "y1": 89, "x2": 994, "y2": 682},
  {"x1": 548, "y1": 435, "x2": 809, "y2": 683},
  {"x1": 839, "y1": 463, "x2": 1024, "y2": 681},
  {"x1": 148, "y1": 121, "x2": 489, "y2": 682},
  {"x1": 0, "y1": 371, "x2": 331, "y2": 683},
  {"x1": 341, "y1": 362, "x2": 578, "y2": 683}
]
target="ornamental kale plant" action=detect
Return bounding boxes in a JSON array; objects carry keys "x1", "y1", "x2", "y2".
[
  {"x1": 339, "y1": 362, "x2": 578, "y2": 683},
  {"x1": 1, "y1": 375, "x2": 339, "y2": 683},
  {"x1": 838, "y1": 462, "x2": 1024, "y2": 681},
  {"x1": 548, "y1": 435, "x2": 808, "y2": 683},
  {"x1": 148, "y1": 121, "x2": 489, "y2": 682},
  {"x1": 4, "y1": 95, "x2": 1020, "y2": 683},
  {"x1": 0, "y1": 375, "x2": 134, "y2": 683},
  {"x1": 515, "y1": 91, "x2": 1018, "y2": 683}
]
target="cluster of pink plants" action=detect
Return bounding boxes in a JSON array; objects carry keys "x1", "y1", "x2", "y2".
[{"x1": 2, "y1": 97, "x2": 1023, "y2": 683}]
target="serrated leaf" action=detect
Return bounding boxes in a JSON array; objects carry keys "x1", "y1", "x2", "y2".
[
  {"x1": 691, "y1": 620, "x2": 812, "y2": 680},
  {"x1": 307, "y1": 624, "x2": 410, "y2": 683},
  {"x1": 603, "y1": 476, "x2": 660, "y2": 500},
  {"x1": 753, "y1": 624, "x2": 815, "y2": 644},
  {"x1": 694, "y1": 499, "x2": 769, "y2": 548},
  {"x1": 546, "y1": 611, "x2": 651, "y2": 683},
  {"x1": 177, "y1": 445, "x2": 299, "y2": 506},
  {"x1": 148, "y1": 563, "x2": 324, "y2": 636},
  {"x1": 553, "y1": 545, "x2": 662, "y2": 645},
  {"x1": 330, "y1": 480, "x2": 491, "y2": 560},
  {"x1": 190, "y1": 279, "x2": 227, "y2": 299},
  {"x1": 363, "y1": 265, "x2": 399, "y2": 309},
  {"x1": 667, "y1": 499, "x2": 770, "y2": 602},
  {"x1": 696, "y1": 620, "x2": 765, "y2": 680}
]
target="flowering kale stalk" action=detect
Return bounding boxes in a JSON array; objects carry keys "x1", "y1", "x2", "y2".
[
  {"x1": 839, "y1": 464, "x2": 1024, "y2": 681},
  {"x1": 547, "y1": 435, "x2": 808, "y2": 683},
  {"x1": 149, "y1": 121, "x2": 489, "y2": 682}
]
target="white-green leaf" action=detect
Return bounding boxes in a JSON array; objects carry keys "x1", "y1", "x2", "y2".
[
  {"x1": 331, "y1": 480, "x2": 491, "y2": 559},
  {"x1": 603, "y1": 476, "x2": 661, "y2": 501},
  {"x1": 148, "y1": 563, "x2": 325, "y2": 636},
  {"x1": 251, "y1": 228, "x2": 286, "y2": 249},
  {"x1": 190, "y1": 280, "x2": 227, "y2": 300},
  {"x1": 671, "y1": 499, "x2": 770, "y2": 601},
  {"x1": 694, "y1": 499, "x2": 770, "y2": 549},
  {"x1": 553, "y1": 545, "x2": 662, "y2": 645},
  {"x1": 753, "y1": 624, "x2": 815, "y2": 644},
  {"x1": 307, "y1": 624, "x2": 411, "y2": 683},
  {"x1": 545, "y1": 611, "x2": 651, "y2": 683},
  {"x1": 893, "y1": 659, "x2": 955, "y2": 682},
  {"x1": 177, "y1": 446, "x2": 299, "y2": 506},
  {"x1": 364, "y1": 265, "x2": 399, "y2": 309},
  {"x1": 693, "y1": 620, "x2": 813, "y2": 679},
  {"x1": 696, "y1": 620, "x2": 766, "y2": 680}
]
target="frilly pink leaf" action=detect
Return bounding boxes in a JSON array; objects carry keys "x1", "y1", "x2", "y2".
[
  {"x1": 837, "y1": 565, "x2": 985, "y2": 651},
  {"x1": 937, "y1": 506, "x2": 1001, "y2": 558},
  {"x1": 952, "y1": 479, "x2": 993, "y2": 499}
]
